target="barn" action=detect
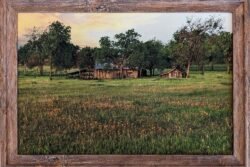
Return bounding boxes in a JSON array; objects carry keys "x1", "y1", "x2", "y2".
[
  {"x1": 94, "y1": 68, "x2": 138, "y2": 79},
  {"x1": 160, "y1": 68, "x2": 183, "y2": 78},
  {"x1": 67, "y1": 69, "x2": 95, "y2": 79},
  {"x1": 67, "y1": 68, "x2": 139, "y2": 79}
]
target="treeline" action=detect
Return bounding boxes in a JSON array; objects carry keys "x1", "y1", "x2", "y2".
[{"x1": 18, "y1": 17, "x2": 232, "y2": 79}]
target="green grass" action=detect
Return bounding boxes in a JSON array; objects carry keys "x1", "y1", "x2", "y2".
[{"x1": 18, "y1": 71, "x2": 233, "y2": 155}]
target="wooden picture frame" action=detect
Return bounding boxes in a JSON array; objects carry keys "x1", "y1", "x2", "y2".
[{"x1": 0, "y1": 0, "x2": 249, "y2": 166}]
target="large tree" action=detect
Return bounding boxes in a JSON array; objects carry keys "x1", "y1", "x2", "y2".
[
  {"x1": 144, "y1": 39, "x2": 164, "y2": 76},
  {"x1": 18, "y1": 42, "x2": 32, "y2": 74},
  {"x1": 53, "y1": 42, "x2": 79, "y2": 72},
  {"x1": 77, "y1": 47, "x2": 96, "y2": 69},
  {"x1": 44, "y1": 21, "x2": 72, "y2": 79},
  {"x1": 19, "y1": 27, "x2": 47, "y2": 75},
  {"x1": 127, "y1": 41, "x2": 147, "y2": 77},
  {"x1": 169, "y1": 17, "x2": 223, "y2": 77},
  {"x1": 158, "y1": 44, "x2": 172, "y2": 70},
  {"x1": 97, "y1": 36, "x2": 119, "y2": 67},
  {"x1": 214, "y1": 31, "x2": 233, "y2": 73},
  {"x1": 114, "y1": 29, "x2": 141, "y2": 73}
]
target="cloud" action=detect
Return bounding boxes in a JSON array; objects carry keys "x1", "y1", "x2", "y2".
[
  {"x1": 18, "y1": 13, "x2": 163, "y2": 47},
  {"x1": 18, "y1": 13, "x2": 232, "y2": 47}
]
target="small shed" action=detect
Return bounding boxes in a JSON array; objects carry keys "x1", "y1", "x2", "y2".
[{"x1": 160, "y1": 68, "x2": 183, "y2": 78}]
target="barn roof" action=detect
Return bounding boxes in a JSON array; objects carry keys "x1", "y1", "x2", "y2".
[
  {"x1": 160, "y1": 68, "x2": 182, "y2": 76},
  {"x1": 167, "y1": 68, "x2": 182, "y2": 74}
]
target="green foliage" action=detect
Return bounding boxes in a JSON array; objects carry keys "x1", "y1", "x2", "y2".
[
  {"x1": 97, "y1": 36, "x2": 119, "y2": 65},
  {"x1": 214, "y1": 32, "x2": 233, "y2": 73},
  {"x1": 114, "y1": 29, "x2": 142, "y2": 68},
  {"x1": 98, "y1": 29, "x2": 142, "y2": 69},
  {"x1": 168, "y1": 17, "x2": 224, "y2": 77},
  {"x1": 77, "y1": 47, "x2": 96, "y2": 69},
  {"x1": 18, "y1": 43, "x2": 32, "y2": 66},
  {"x1": 128, "y1": 42, "x2": 146, "y2": 68},
  {"x1": 46, "y1": 21, "x2": 76, "y2": 71},
  {"x1": 18, "y1": 21, "x2": 79, "y2": 77},
  {"x1": 144, "y1": 39, "x2": 165, "y2": 76},
  {"x1": 53, "y1": 42, "x2": 78, "y2": 70}
]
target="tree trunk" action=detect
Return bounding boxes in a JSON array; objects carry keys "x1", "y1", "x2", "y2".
[
  {"x1": 24, "y1": 64, "x2": 27, "y2": 75},
  {"x1": 149, "y1": 68, "x2": 153, "y2": 76},
  {"x1": 153, "y1": 69, "x2": 155, "y2": 76},
  {"x1": 201, "y1": 64, "x2": 204, "y2": 75},
  {"x1": 49, "y1": 55, "x2": 52, "y2": 80},
  {"x1": 79, "y1": 68, "x2": 81, "y2": 79},
  {"x1": 211, "y1": 62, "x2": 214, "y2": 71},
  {"x1": 186, "y1": 62, "x2": 191, "y2": 78},
  {"x1": 138, "y1": 68, "x2": 142, "y2": 78},
  {"x1": 227, "y1": 64, "x2": 230, "y2": 74},
  {"x1": 39, "y1": 65, "x2": 44, "y2": 76},
  {"x1": 120, "y1": 66, "x2": 123, "y2": 79}
]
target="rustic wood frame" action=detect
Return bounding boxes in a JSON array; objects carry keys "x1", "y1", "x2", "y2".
[{"x1": 0, "y1": 0, "x2": 249, "y2": 166}]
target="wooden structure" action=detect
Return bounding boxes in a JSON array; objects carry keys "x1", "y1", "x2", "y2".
[
  {"x1": 67, "y1": 68, "x2": 138, "y2": 79},
  {"x1": 67, "y1": 69, "x2": 95, "y2": 80},
  {"x1": 94, "y1": 69, "x2": 138, "y2": 79},
  {"x1": 80, "y1": 69, "x2": 94, "y2": 79},
  {"x1": 160, "y1": 68, "x2": 183, "y2": 78},
  {"x1": 0, "y1": 0, "x2": 248, "y2": 167}
]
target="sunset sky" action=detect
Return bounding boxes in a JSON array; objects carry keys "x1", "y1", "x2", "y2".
[{"x1": 18, "y1": 13, "x2": 232, "y2": 48}]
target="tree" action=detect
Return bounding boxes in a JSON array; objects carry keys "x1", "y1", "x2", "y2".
[
  {"x1": 23, "y1": 27, "x2": 47, "y2": 75},
  {"x1": 18, "y1": 43, "x2": 32, "y2": 74},
  {"x1": 168, "y1": 17, "x2": 223, "y2": 77},
  {"x1": 144, "y1": 39, "x2": 164, "y2": 76},
  {"x1": 77, "y1": 47, "x2": 96, "y2": 69},
  {"x1": 214, "y1": 31, "x2": 233, "y2": 73},
  {"x1": 114, "y1": 29, "x2": 141, "y2": 75},
  {"x1": 203, "y1": 34, "x2": 220, "y2": 71},
  {"x1": 158, "y1": 44, "x2": 172, "y2": 70},
  {"x1": 168, "y1": 39, "x2": 190, "y2": 73},
  {"x1": 53, "y1": 42, "x2": 78, "y2": 72},
  {"x1": 46, "y1": 21, "x2": 72, "y2": 79},
  {"x1": 127, "y1": 42, "x2": 147, "y2": 77},
  {"x1": 96, "y1": 36, "x2": 119, "y2": 67}
]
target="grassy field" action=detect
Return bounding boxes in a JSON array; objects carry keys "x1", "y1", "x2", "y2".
[{"x1": 18, "y1": 71, "x2": 233, "y2": 155}]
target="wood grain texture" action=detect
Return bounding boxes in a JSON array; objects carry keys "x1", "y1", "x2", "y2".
[
  {"x1": 233, "y1": 4, "x2": 245, "y2": 165},
  {"x1": 6, "y1": 5, "x2": 18, "y2": 166},
  {"x1": 245, "y1": 0, "x2": 250, "y2": 166},
  {"x1": 248, "y1": 0, "x2": 250, "y2": 16},
  {"x1": 8, "y1": 155, "x2": 65, "y2": 166},
  {"x1": 0, "y1": 0, "x2": 7, "y2": 166},
  {"x1": 64, "y1": 155, "x2": 241, "y2": 166},
  {"x1": 3, "y1": 165, "x2": 246, "y2": 167},
  {"x1": 5, "y1": 155, "x2": 243, "y2": 167},
  {"x1": 9, "y1": 0, "x2": 243, "y2": 12},
  {"x1": 0, "y1": 0, "x2": 247, "y2": 166}
]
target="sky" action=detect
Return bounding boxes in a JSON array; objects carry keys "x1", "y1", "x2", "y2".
[{"x1": 18, "y1": 13, "x2": 232, "y2": 48}]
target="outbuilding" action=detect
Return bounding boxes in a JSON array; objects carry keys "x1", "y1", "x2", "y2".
[{"x1": 160, "y1": 68, "x2": 183, "y2": 78}]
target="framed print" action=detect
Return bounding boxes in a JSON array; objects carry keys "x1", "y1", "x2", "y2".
[{"x1": 0, "y1": 0, "x2": 249, "y2": 167}]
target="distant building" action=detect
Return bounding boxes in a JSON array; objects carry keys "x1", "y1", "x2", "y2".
[
  {"x1": 160, "y1": 68, "x2": 183, "y2": 78},
  {"x1": 94, "y1": 68, "x2": 138, "y2": 79},
  {"x1": 67, "y1": 68, "x2": 139, "y2": 80}
]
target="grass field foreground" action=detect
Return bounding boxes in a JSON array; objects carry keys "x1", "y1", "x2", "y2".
[{"x1": 18, "y1": 71, "x2": 233, "y2": 155}]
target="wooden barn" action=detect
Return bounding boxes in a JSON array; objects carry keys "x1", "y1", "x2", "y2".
[
  {"x1": 94, "y1": 68, "x2": 138, "y2": 79},
  {"x1": 80, "y1": 69, "x2": 95, "y2": 79},
  {"x1": 160, "y1": 68, "x2": 183, "y2": 78},
  {"x1": 67, "y1": 69, "x2": 95, "y2": 79},
  {"x1": 67, "y1": 68, "x2": 139, "y2": 80}
]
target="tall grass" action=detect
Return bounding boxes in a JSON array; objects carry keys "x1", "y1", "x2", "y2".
[{"x1": 18, "y1": 71, "x2": 233, "y2": 155}]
